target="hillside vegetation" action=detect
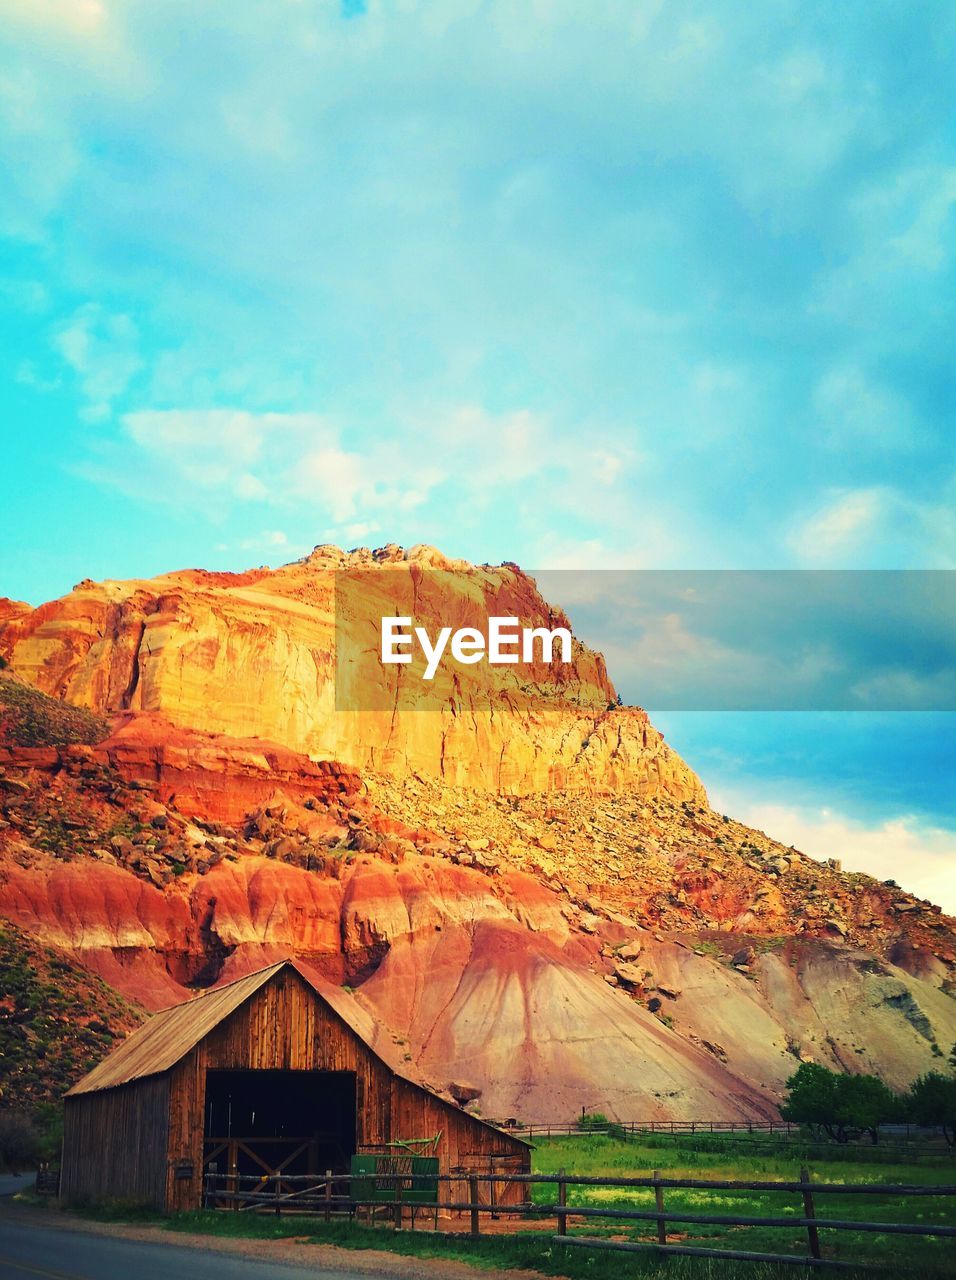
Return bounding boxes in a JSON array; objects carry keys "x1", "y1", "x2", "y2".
[
  {"x1": 0, "y1": 920, "x2": 143, "y2": 1110},
  {"x1": 0, "y1": 671, "x2": 109, "y2": 748}
]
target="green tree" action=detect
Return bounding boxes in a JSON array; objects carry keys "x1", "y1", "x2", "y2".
[
  {"x1": 781, "y1": 1063, "x2": 841, "y2": 1136},
  {"x1": 835, "y1": 1073, "x2": 900, "y2": 1143},
  {"x1": 908, "y1": 1072, "x2": 956, "y2": 1146},
  {"x1": 781, "y1": 1063, "x2": 899, "y2": 1143},
  {"x1": 0, "y1": 1110, "x2": 40, "y2": 1173}
]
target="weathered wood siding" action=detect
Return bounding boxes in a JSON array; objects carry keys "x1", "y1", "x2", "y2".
[
  {"x1": 62, "y1": 1074, "x2": 170, "y2": 1208},
  {"x1": 165, "y1": 967, "x2": 529, "y2": 1211}
]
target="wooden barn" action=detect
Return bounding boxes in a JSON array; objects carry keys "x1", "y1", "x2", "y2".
[{"x1": 61, "y1": 959, "x2": 530, "y2": 1212}]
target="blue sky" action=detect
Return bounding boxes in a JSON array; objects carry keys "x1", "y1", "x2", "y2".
[{"x1": 1, "y1": 1, "x2": 954, "y2": 906}]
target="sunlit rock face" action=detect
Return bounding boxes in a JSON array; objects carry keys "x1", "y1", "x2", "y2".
[
  {"x1": 0, "y1": 545, "x2": 704, "y2": 799},
  {"x1": 3, "y1": 544, "x2": 954, "y2": 1121}
]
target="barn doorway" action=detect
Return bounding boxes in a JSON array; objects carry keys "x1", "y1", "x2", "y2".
[{"x1": 203, "y1": 1068, "x2": 356, "y2": 1203}]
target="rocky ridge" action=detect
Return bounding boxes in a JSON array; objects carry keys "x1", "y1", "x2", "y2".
[
  {"x1": 0, "y1": 546, "x2": 954, "y2": 1121},
  {"x1": 0, "y1": 545, "x2": 703, "y2": 797}
]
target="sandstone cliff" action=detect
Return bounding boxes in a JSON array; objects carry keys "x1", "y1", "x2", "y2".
[
  {"x1": 0, "y1": 546, "x2": 703, "y2": 799},
  {"x1": 1, "y1": 546, "x2": 954, "y2": 1122}
]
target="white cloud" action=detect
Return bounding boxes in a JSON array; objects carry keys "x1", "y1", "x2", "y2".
[
  {"x1": 296, "y1": 447, "x2": 373, "y2": 522},
  {"x1": 0, "y1": 65, "x2": 78, "y2": 238},
  {"x1": 240, "y1": 529, "x2": 288, "y2": 551},
  {"x1": 788, "y1": 487, "x2": 886, "y2": 562},
  {"x1": 125, "y1": 408, "x2": 268, "y2": 465},
  {"x1": 53, "y1": 304, "x2": 142, "y2": 414},
  {"x1": 235, "y1": 473, "x2": 269, "y2": 500},
  {"x1": 711, "y1": 790, "x2": 956, "y2": 916},
  {"x1": 119, "y1": 409, "x2": 322, "y2": 500},
  {"x1": 788, "y1": 483, "x2": 956, "y2": 567},
  {"x1": 15, "y1": 359, "x2": 59, "y2": 393},
  {"x1": 888, "y1": 170, "x2": 956, "y2": 271},
  {"x1": 214, "y1": 529, "x2": 290, "y2": 552},
  {"x1": 813, "y1": 365, "x2": 915, "y2": 450},
  {"x1": 343, "y1": 521, "x2": 381, "y2": 543},
  {"x1": 864, "y1": 165, "x2": 956, "y2": 273},
  {"x1": 89, "y1": 403, "x2": 642, "y2": 549},
  {"x1": 812, "y1": 163, "x2": 956, "y2": 326}
]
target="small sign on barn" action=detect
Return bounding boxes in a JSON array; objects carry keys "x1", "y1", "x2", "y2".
[{"x1": 61, "y1": 959, "x2": 530, "y2": 1212}]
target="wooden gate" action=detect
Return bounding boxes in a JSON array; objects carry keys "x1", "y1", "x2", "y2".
[{"x1": 203, "y1": 1137, "x2": 319, "y2": 1208}]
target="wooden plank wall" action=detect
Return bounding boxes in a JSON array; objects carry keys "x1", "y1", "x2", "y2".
[
  {"x1": 165, "y1": 968, "x2": 529, "y2": 1211},
  {"x1": 61, "y1": 1075, "x2": 170, "y2": 1208}
]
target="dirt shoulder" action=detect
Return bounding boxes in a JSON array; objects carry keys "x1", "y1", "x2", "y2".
[{"x1": 0, "y1": 1197, "x2": 549, "y2": 1280}]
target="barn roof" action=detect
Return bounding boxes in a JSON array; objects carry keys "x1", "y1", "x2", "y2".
[
  {"x1": 64, "y1": 960, "x2": 530, "y2": 1145},
  {"x1": 66, "y1": 961, "x2": 291, "y2": 1096}
]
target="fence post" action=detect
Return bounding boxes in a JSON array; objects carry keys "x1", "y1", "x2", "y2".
[
  {"x1": 325, "y1": 1169, "x2": 332, "y2": 1223},
  {"x1": 557, "y1": 1169, "x2": 568, "y2": 1236},
  {"x1": 800, "y1": 1166, "x2": 821, "y2": 1261},
  {"x1": 394, "y1": 1171, "x2": 402, "y2": 1230},
  {"x1": 469, "y1": 1175, "x2": 480, "y2": 1238},
  {"x1": 653, "y1": 1169, "x2": 667, "y2": 1248}
]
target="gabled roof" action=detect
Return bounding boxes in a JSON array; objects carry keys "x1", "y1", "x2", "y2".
[
  {"x1": 66, "y1": 962, "x2": 290, "y2": 1096},
  {"x1": 64, "y1": 960, "x2": 530, "y2": 1146}
]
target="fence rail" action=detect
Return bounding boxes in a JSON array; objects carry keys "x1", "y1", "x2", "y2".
[
  {"x1": 523, "y1": 1120, "x2": 800, "y2": 1137},
  {"x1": 201, "y1": 1166, "x2": 956, "y2": 1270},
  {"x1": 517, "y1": 1120, "x2": 948, "y2": 1142}
]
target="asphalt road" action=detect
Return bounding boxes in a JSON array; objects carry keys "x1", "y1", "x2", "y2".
[{"x1": 0, "y1": 1214, "x2": 387, "y2": 1280}]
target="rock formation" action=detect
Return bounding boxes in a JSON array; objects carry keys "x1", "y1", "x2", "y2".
[
  {"x1": 0, "y1": 545, "x2": 703, "y2": 798},
  {"x1": 0, "y1": 546, "x2": 954, "y2": 1121}
]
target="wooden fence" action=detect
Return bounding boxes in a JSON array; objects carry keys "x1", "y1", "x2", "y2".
[
  {"x1": 34, "y1": 1165, "x2": 60, "y2": 1196},
  {"x1": 518, "y1": 1120, "x2": 947, "y2": 1142},
  {"x1": 521, "y1": 1120, "x2": 801, "y2": 1138},
  {"x1": 202, "y1": 1167, "x2": 956, "y2": 1270}
]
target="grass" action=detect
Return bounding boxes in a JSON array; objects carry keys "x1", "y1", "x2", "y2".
[
  {"x1": 531, "y1": 1135, "x2": 956, "y2": 1273},
  {"x1": 158, "y1": 1212, "x2": 880, "y2": 1280},
  {"x1": 52, "y1": 1133, "x2": 956, "y2": 1278}
]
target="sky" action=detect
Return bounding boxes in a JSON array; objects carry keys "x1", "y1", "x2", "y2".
[{"x1": 0, "y1": 1, "x2": 954, "y2": 906}]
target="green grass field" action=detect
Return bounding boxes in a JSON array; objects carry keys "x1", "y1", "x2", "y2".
[
  {"x1": 531, "y1": 1133, "x2": 956, "y2": 1273},
  {"x1": 54, "y1": 1131, "x2": 956, "y2": 1278}
]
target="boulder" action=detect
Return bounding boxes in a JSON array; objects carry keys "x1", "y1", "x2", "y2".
[
  {"x1": 616, "y1": 940, "x2": 643, "y2": 961},
  {"x1": 448, "y1": 1081, "x2": 483, "y2": 1105},
  {"x1": 614, "y1": 962, "x2": 647, "y2": 987}
]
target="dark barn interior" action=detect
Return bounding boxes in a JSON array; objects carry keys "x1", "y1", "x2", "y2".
[{"x1": 204, "y1": 1068, "x2": 357, "y2": 1177}]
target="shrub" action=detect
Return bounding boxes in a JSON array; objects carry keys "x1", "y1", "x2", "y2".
[
  {"x1": 576, "y1": 1112, "x2": 609, "y2": 1131},
  {"x1": 0, "y1": 1110, "x2": 41, "y2": 1172}
]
